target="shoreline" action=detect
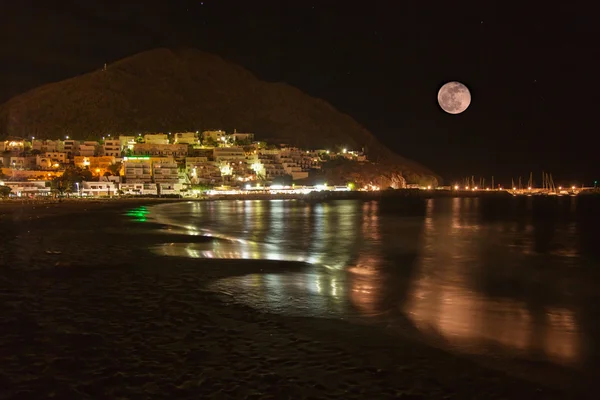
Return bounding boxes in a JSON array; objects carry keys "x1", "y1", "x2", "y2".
[{"x1": 0, "y1": 200, "x2": 594, "y2": 398}]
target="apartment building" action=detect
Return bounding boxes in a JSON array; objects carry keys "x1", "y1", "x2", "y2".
[
  {"x1": 79, "y1": 141, "x2": 100, "y2": 157},
  {"x1": 63, "y1": 140, "x2": 80, "y2": 158},
  {"x1": 144, "y1": 133, "x2": 169, "y2": 145},
  {"x1": 7, "y1": 156, "x2": 36, "y2": 170},
  {"x1": 103, "y1": 139, "x2": 121, "y2": 157},
  {"x1": 2, "y1": 181, "x2": 51, "y2": 197},
  {"x1": 81, "y1": 181, "x2": 117, "y2": 196},
  {"x1": 36, "y1": 154, "x2": 63, "y2": 169},
  {"x1": 2, "y1": 139, "x2": 27, "y2": 152},
  {"x1": 133, "y1": 143, "x2": 188, "y2": 157},
  {"x1": 43, "y1": 152, "x2": 68, "y2": 164},
  {"x1": 213, "y1": 147, "x2": 246, "y2": 163},
  {"x1": 231, "y1": 132, "x2": 254, "y2": 143},
  {"x1": 119, "y1": 136, "x2": 136, "y2": 152},
  {"x1": 153, "y1": 160, "x2": 179, "y2": 184},
  {"x1": 124, "y1": 159, "x2": 152, "y2": 183},
  {"x1": 174, "y1": 132, "x2": 198, "y2": 145},
  {"x1": 32, "y1": 139, "x2": 63, "y2": 153}
]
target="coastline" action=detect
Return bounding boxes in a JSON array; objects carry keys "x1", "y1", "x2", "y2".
[{"x1": 0, "y1": 200, "x2": 592, "y2": 398}]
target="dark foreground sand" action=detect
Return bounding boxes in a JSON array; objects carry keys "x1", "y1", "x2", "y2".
[{"x1": 0, "y1": 200, "x2": 593, "y2": 399}]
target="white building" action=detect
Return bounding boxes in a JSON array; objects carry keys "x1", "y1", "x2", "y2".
[
  {"x1": 36, "y1": 154, "x2": 63, "y2": 169},
  {"x1": 144, "y1": 134, "x2": 169, "y2": 145},
  {"x1": 133, "y1": 143, "x2": 188, "y2": 157},
  {"x1": 153, "y1": 161, "x2": 180, "y2": 184},
  {"x1": 81, "y1": 181, "x2": 118, "y2": 196},
  {"x1": 32, "y1": 139, "x2": 63, "y2": 153},
  {"x1": 103, "y1": 139, "x2": 121, "y2": 157},
  {"x1": 232, "y1": 132, "x2": 254, "y2": 143},
  {"x1": 1, "y1": 181, "x2": 51, "y2": 197},
  {"x1": 63, "y1": 140, "x2": 79, "y2": 158},
  {"x1": 79, "y1": 141, "x2": 99, "y2": 157},
  {"x1": 119, "y1": 136, "x2": 136, "y2": 152},
  {"x1": 255, "y1": 154, "x2": 285, "y2": 179},
  {"x1": 213, "y1": 147, "x2": 246, "y2": 163},
  {"x1": 120, "y1": 183, "x2": 157, "y2": 195},
  {"x1": 280, "y1": 161, "x2": 308, "y2": 180},
  {"x1": 174, "y1": 132, "x2": 198, "y2": 145},
  {"x1": 124, "y1": 159, "x2": 152, "y2": 183},
  {"x1": 202, "y1": 130, "x2": 227, "y2": 143},
  {"x1": 8, "y1": 156, "x2": 36, "y2": 170},
  {"x1": 187, "y1": 159, "x2": 221, "y2": 184}
]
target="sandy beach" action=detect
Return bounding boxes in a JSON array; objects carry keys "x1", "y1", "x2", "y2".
[{"x1": 0, "y1": 199, "x2": 592, "y2": 399}]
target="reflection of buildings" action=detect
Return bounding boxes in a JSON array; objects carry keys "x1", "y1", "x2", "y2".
[
  {"x1": 404, "y1": 198, "x2": 581, "y2": 365},
  {"x1": 347, "y1": 201, "x2": 384, "y2": 316}
]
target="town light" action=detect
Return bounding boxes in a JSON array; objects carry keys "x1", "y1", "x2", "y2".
[
  {"x1": 465, "y1": 186, "x2": 469, "y2": 190},
  {"x1": 528, "y1": 187, "x2": 532, "y2": 190},
  {"x1": 454, "y1": 185, "x2": 459, "y2": 190},
  {"x1": 65, "y1": 135, "x2": 69, "y2": 139},
  {"x1": 427, "y1": 185, "x2": 431, "y2": 190},
  {"x1": 558, "y1": 186, "x2": 562, "y2": 190},
  {"x1": 342, "y1": 148, "x2": 347, "y2": 153},
  {"x1": 32, "y1": 136, "x2": 35, "y2": 140},
  {"x1": 513, "y1": 187, "x2": 517, "y2": 190},
  {"x1": 571, "y1": 186, "x2": 576, "y2": 190}
]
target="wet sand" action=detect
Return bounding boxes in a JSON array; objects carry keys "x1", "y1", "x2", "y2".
[{"x1": 0, "y1": 200, "x2": 591, "y2": 399}]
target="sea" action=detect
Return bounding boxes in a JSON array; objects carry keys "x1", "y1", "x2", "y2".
[{"x1": 144, "y1": 196, "x2": 600, "y2": 373}]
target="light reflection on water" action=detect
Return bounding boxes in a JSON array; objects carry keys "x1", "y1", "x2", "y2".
[{"x1": 147, "y1": 198, "x2": 600, "y2": 368}]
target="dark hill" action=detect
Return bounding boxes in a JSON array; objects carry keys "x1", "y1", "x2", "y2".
[{"x1": 0, "y1": 48, "x2": 437, "y2": 183}]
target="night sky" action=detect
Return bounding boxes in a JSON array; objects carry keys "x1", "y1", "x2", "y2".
[{"x1": 1, "y1": 0, "x2": 598, "y2": 185}]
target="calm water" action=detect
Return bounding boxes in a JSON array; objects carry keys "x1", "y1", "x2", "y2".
[{"x1": 144, "y1": 197, "x2": 600, "y2": 370}]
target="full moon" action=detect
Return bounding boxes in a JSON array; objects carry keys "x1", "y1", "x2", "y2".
[{"x1": 437, "y1": 81, "x2": 471, "y2": 114}]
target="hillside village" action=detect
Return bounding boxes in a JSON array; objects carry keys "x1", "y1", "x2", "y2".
[{"x1": 0, "y1": 130, "x2": 384, "y2": 197}]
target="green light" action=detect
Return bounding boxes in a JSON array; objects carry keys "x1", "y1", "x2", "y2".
[{"x1": 125, "y1": 206, "x2": 149, "y2": 222}]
